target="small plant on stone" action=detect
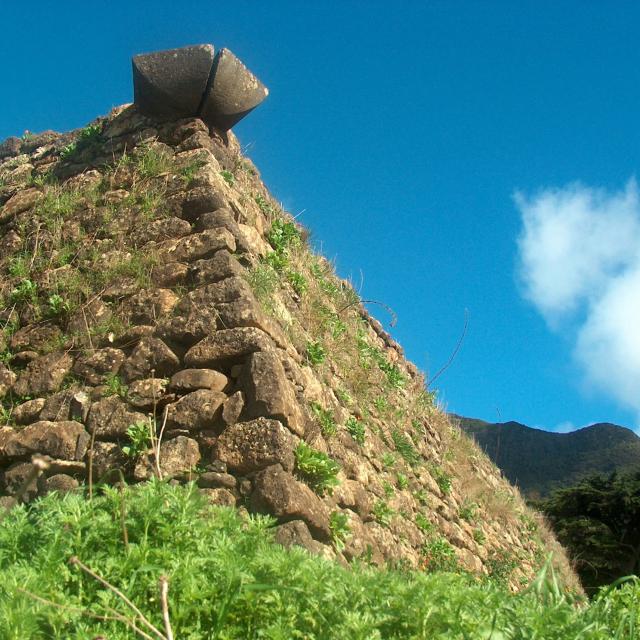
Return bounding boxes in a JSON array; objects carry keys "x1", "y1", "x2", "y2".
[
  {"x1": 459, "y1": 501, "x2": 478, "y2": 522},
  {"x1": 415, "y1": 513, "x2": 433, "y2": 534},
  {"x1": 179, "y1": 158, "x2": 207, "y2": 186},
  {"x1": 306, "y1": 341, "x2": 326, "y2": 366},
  {"x1": 381, "y1": 452, "x2": 396, "y2": 469},
  {"x1": 372, "y1": 499, "x2": 395, "y2": 527},
  {"x1": 287, "y1": 270, "x2": 308, "y2": 296},
  {"x1": 396, "y1": 472, "x2": 409, "y2": 490},
  {"x1": 104, "y1": 373, "x2": 128, "y2": 399},
  {"x1": 430, "y1": 464, "x2": 452, "y2": 495},
  {"x1": 267, "y1": 218, "x2": 301, "y2": 253},
  {"x1": 121, "y1": 420, "x2": 152, "y2": 458},
  {"x1": 420, "y1": 537, "x2": 458, "y2": 573},
  {"x1": 10, "y1": 279, "x2": 38, "y2": 305},
  {"x1": 294, "y1": 442, "x2": 340, "y2": 495},
  {"x1": 310, "y1": 402, "x2": 337, "y2": 437},
  {"x1": 413, "y1": 488, "x2": 429, "y2": 506},
  {"x1": 345, "y1": 415, "x2": 366, "y2": 445},
  {"x1": 392, "y1": 429, "x2": 420, "y2": 466},
  {"x1": 220, "y1": 170, "x2": 235, "y2": 186},
  {"x1": 329, "y1": 511, "x2": 351, "y2": 551},
  {"x1": 473, "y1": 528, "x2": 486, "y2": 545},
  {"x1": 46, "y1": 294, "x2": 70, "y2": 318},
  {"x1": 264, "y1": 251, "x2": 289, "y2": 272},
  {"x1": 382, "y1": 480, "x2": 395, "y2": 499}
]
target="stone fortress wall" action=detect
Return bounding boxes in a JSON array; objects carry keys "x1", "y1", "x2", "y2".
[{"x1": 0, "y1": 46, "x2": 579, "y2": 592}]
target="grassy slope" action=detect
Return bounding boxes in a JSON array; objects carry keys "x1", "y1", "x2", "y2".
[{"x1": 0, "y1": 482, "x2": 638, "y2": 639}]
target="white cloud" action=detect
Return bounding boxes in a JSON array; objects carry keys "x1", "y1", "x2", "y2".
[{"x1": 515, "y1": 179, "x2": 640, "y2": 419}]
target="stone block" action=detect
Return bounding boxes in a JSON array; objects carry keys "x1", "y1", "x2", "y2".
[
  {"x1": 200, "y1": 48, "x2": 269, "y2": 131},
  {"x1": 132, "y1": 45, "x2": 215, "y2": 120},
  {"x1": 184, "y1": 327, "x2": 273, "y2": 369},
  {"x1": 215, "y1": 417, "x2": 295, "y2": 475}
]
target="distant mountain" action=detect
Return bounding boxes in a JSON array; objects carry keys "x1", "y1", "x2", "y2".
[{"x1": 454, "y1": 416, "x2": 640, "y2": 497}]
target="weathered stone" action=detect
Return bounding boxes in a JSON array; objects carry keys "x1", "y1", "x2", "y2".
[
  {"x1": 0, "y1": 365, "x2": 16, "y2": 399},
  {"x1": 155, "y1": 311, "x2": 218, "y2": 346},
  {"x1": 12, "y1": 398, "x2": 45, "y2": 425},
  {"x1": 39, "y1": 473, "x2": 79, "y2": 495},
  {"x1": 0, "y1": 229, "x2": 22, "y2": 256},
  {"x1": 169, "y1": 369, "x2": 229, "y2": 393},
  {"x1": 237, "y1": 224, "x2": 272, "y2": 257},
  {"x1": 127, "y1": 378, "x2": 170, "y2": 410},
  {"x1": 151, "y1": 262, "x2": 189, "y2": 287},
  {"x1": 239, "y1": 351, "x2": 305, "y2": 436},
  {"x1": 172, "y1": 187, "x2": 228, "y2": 222},
  {"x1": 176, "y1": 130, "x2": 215, "y2": 153},
  {"x1": 132, "y1": 216, "x2": 192, "y2": 245},
  {"x1": 67, "y1": 299, "x2": 112, "y2": 344},
  {"x1": 133, "y1": 45, "x2": 215, "y2": 119},
  {"x1": 0, "y1": 187, "x2": 41, "y2": 223},
  {"x1": 70, "y1": 391, "x2": 91, "y2": 423},
  {"x1": 197, "y1": 471, "x2": 237, "y2": 490},
  {"x1": 0, "y1": 426, "x2": 17, "y2": 456},
  {"x1": 39, "y1": 389, "x2": 76, "y2": 422},
  {"x1": 121, "y1": 338, "x2": 180, "y2": 382},
  {"x1": 158, "y1": 227, "x2": 235, "y2": 262},
  {"x1": 13, "y1": 352, "x2": 73, "y2": 398},
  {"x1": 10, "y1": 323, "x2": 63, "y2": 352},
  {"x1": 112, "y1": 325, "x2": 154, "y2": 348},
  {"x1": 187, "y1": 250, "x2": 243, "y2": 286},
  {"x1": 176, "y1": 276, "x2": 252, "y2": 312},
  {"x1": 0, "y1": 136, "x2": 21, "y2": 158},
  {"x1": 2, "y1": 421, "x2": 89, "y2": 461},
  {"x1": 73, "y1": 348, "x2": 125, "y2": 385},
  {"x1": 221, "y1": 390, "x2": 244, "y2": 427},
  {"x1": 251, "y1": 464, "x2": 331, "y2": 541},
  {"x1": 333, "y1": 479, "x2": 372, "y2": 520},
  {"x1": 200, "y1": 487, "x2": 236, "y2": 507},
  {"x1": 215, "y1": 417, "x2": 295, "y2": 475},
  {"x1": 164, "y1": 389, "x2": 226, "y2": 431},
  {"x1": 134, "y1": 435, "x2": 200, "y2": 480},
  {"x1": 184, "y1": 327, "x2": 273, "y2": 368},
  {"x1": 89, "y1": 441, "x2": 127, "y2": 480},
  {"x1": 121, "y1": 289, "x2": 179, "y2": 325},
  {"x1": 87, "y1": 396, "x2": 147, "y2": 440},
  {"x1": 216, "y1": 298, "x2": 288, "y2": 348},
  {"x1": 200, "y1": 48, "x2": 269, "y2": 131},
  {"x1": 1, "y1": 462, "x2": 38, "y2": 500},
  {"x1": 274, "y1": 520, "x2": 329, "y2": 556}
]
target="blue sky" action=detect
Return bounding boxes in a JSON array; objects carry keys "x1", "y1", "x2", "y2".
[{"x1": 2, "y1": 1, "x2": 640, "y2": 432}]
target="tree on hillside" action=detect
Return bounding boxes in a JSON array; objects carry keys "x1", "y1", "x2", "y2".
[{"x1": 537, "y1": 470, "x2": 640, "y2": 594}]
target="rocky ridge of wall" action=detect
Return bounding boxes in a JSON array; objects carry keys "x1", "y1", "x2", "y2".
[{"x1": 0, "y1": 105, "x2": 579, "y2": 592}]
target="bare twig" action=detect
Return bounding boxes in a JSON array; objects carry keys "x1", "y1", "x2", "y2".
[
  {"x1": 426, "y1": 309, "x2": 469, "y2": 389},
  {"x1": 159, "y1": 576, "x2": 174, "y2": 640},
  {"x1": 69, "y1": 557, "x2": 165, "y2": 640},
  {"x1": 338, "y1": 298, "x2": 398, "y2": 328},
  {"x1": 17, "y1": 588, "x2": 157, "y2": 640}
]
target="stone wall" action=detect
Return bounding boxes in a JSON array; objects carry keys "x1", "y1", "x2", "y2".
[{"x1": 0, "y1": 105, "x2": 579, "y2": 592}]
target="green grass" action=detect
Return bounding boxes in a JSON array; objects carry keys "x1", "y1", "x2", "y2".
[{"x1": 0, "y1": 482, "x2": 638, "y2": 639}]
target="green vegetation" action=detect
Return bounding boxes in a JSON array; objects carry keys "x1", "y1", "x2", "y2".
[
  {"x1": 329, "y1": 511, "x2": 351, "y2": 551},
  {"x1": 0, "y1": 482, "x2": 637, "y2": 639},
  {"x1": 345, "y1": 415, "x2": 366, "y2": 444},
  {"x1": 421, "y1": 536, "x2": 459, "y2": 573},
  {"x1": 310, "y1": 402, "x2": 337, "y2": 437},
  {"x1": 60, "y1": 123, "x2": 103, "y2": 161},
  {"x1": 305, "y1": 340, "x2": 326, "y2": 366},
  {"x1": 372, "y1": 499, "x2": 395, "y2": 527},
  {"x1": 391, "y1": 429, "x2": 420, "y2": 466},
  {"x1": 415, "y1": 513, "x2": 434, "y2": 533},
  {"x1": 294, "y1": 442, "x2": 340, "y2": 495},
  {"x1": 220, "y1": 169, "x2": 235, "y2": 186},
  {"x1": 103, "y1": 373, "x2": 128, "y2": 399},
  {"x1": 430, "y1": 464, "x2": 452, "y2": 495},
  {"x1": 121, "y1": 421, "x2": 153, "y2": 458},
  {"x1": 538, "y1": 470, "x2": 640, "y2": 594}
]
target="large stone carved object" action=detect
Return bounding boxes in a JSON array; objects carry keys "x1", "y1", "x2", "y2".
[{"x1": 132, "y1": 44, "x2": 268, "y2": 130}]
